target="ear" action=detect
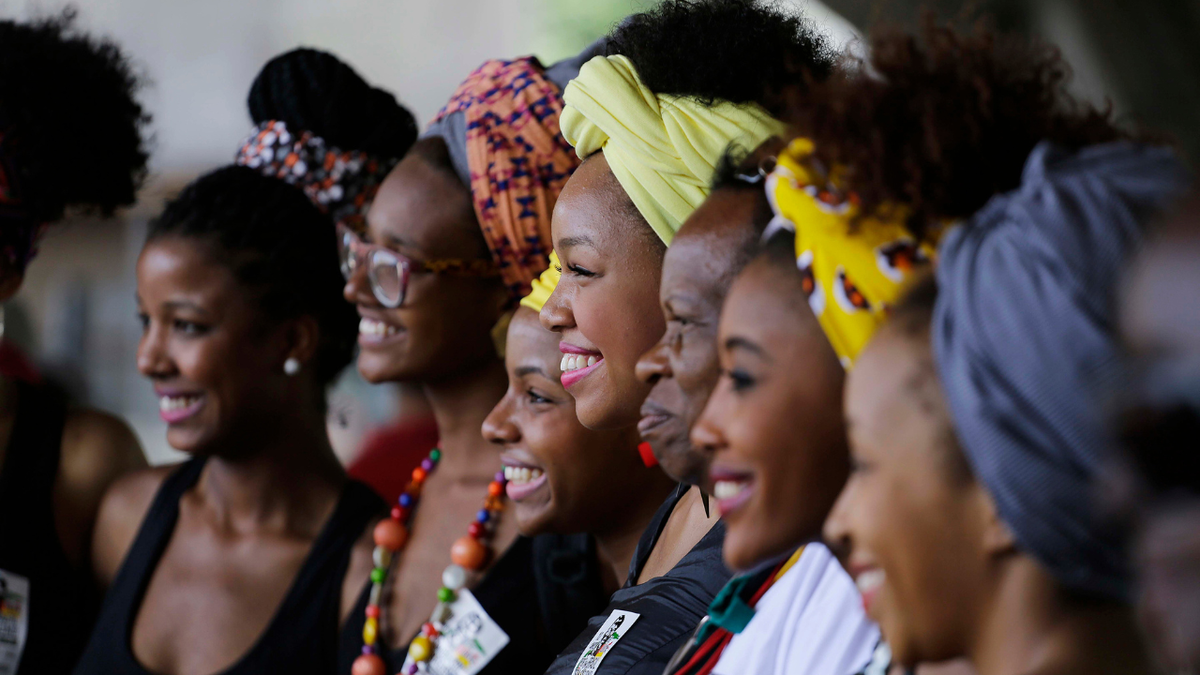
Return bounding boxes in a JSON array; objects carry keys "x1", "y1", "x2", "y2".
[
  {"x1": 282, "y1": 315, "x2": 321, "y2": 370},
  {"x1": 975, "y1": 484, "x2": 1018, "y2": 556}
]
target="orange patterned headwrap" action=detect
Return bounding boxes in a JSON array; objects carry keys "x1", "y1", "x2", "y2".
[{"x1": 431, "y1": 57, "x2": 579, "y2": 301}]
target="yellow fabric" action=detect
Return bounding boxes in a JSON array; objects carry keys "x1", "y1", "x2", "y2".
[
  {"x1": 561, "y1": 54, "x2": 786, "y2": 245},
  {"x1": 520, "y1": 250, "x2": 561, "y2": 313},
  {"x1": 773, "y1": 547, "x2": 805, "y2": 583},
  {"x1": 767, "y1": 138, "x2": 938, "y2": 368}
]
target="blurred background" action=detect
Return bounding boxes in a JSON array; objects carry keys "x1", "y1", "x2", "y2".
[{"x1": 0, "y1": 0, "x2": 1194, "y2": 465}]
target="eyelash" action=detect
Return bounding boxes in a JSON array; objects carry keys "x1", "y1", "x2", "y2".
[
  {"x1": 527, "y1": 389, "x2": 553, "y2": 405},
  {"x1": 566, "y1": 264, "x2": 595, "y2": 278},
  {"x1": 728, "y1": 368, "x2": 756, "y2": 392}
]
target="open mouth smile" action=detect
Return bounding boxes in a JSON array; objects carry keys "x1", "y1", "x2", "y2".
[{"x1": 559, "y1": 343, "x2": 603, "y2": 389}]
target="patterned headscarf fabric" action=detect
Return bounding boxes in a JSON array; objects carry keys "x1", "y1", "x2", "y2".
[
  {"x1": 430, "y1": 57, "x2": 579, "y2": 302},
  {"x1": 520, "y1": 250, "x2": 561, "y2": 312},
  {"x1": 766, "y1": 138, "x2": 938, "y2": 367},
  {"x1": 0, "y1": 131, "x2": 43, "y2": 272},
  {"x1": 235, "y1": 120, "x2": 397, "y2": 233},
  {"x1": 933, "y1": 141, "x2": 1190, "y2": 600},
  {"x1": 561, "y1": 54, "x2": 786, "y2": 245}
]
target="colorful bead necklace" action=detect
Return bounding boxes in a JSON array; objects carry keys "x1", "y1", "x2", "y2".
[{"x1": 351, "y1": 448, "x2": 508, "y2": 675}]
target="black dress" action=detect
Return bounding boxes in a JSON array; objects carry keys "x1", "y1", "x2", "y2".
[
  {"x1": 0, "y1": 383, "x2": 97, "y2": 675},
  {"x1": 543, "y1": 484, "x2": 731, "y2": 675},
  {"x1": 338, "y1": 533, "x2": 609, "y2": 674},
  {"x1": 72, "y1": 457, "x2": 385, "y2": 675}
]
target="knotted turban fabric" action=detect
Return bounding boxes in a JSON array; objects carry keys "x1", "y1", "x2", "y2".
[
  {"x1": 933, "y1": 141, "x2": 1190, "y2": 600},
  {"x1": 560, "y1": 54, "x2": 786, "y2": 245},
  {"x1": 430, "y1": 57, "x2": 579, "y2": 302}
]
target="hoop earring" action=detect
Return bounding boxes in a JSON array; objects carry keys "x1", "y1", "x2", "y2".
[{"x1": 284, "y1": 357, "x2": 301, "y2": 376}]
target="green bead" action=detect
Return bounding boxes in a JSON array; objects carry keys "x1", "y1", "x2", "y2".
[
  {"x1": 430, "y1": 449, "x2": 442, "y2": 462},
  {"x1": 437, "y1": 586, "x2": 455, "y2": 603},
  {"x1": 370, "y1": 567, "x2": 387, "y2": 585}
]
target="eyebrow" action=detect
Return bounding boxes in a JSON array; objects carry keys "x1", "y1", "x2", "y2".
[
  {"x1": 164, "y1": 300, "x2": 211, "y2": 316},
  {"x1": 724, "y1": 335, "x2": 769, "y2": 359},
  {"x1": 556, "y1": 235, "x2": 596, "y2": 251},
  {"x1": 515, "y1": 365, "x2": 548, "y2": 378}
]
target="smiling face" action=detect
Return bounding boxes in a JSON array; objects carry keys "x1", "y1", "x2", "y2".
[
  {"x1": 346, "y1": 138, "x2": 507, "y2": 384},
  {"x1": 540, "y1": 153, "x2": 666, "y2": 429},
  {"x1": 690, "y1": 252, "x2": 847, "y2": 571},
  {"x1": 635, "y1": 187, "x2": 763, "y2": 488},
  {"x1": 136, "y1": 236, "x2": 296, "y2": 454},
  {"x1": 823, "y1": 317, "x2": 993, "y2": 668},
  {"x1": 483, "y1": 307, "x2": 651, "y2": 536}
]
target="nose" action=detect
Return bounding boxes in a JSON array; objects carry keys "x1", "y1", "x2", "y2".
[
  {"x1": 689, "y1": 389, "x2": 728, "y2": 459},
  {"x1": 343, "y1": 259, "x2": 377, "y2": 307},
  {"x1": 635, "y1": 337, "x2": 673, "y2": 386},
  {"x1": 136, "y1": 322, "x2": 176, "y2": 379},
  {"x1": 822, "y1": 486, "x2": 855, "y2": 562},
  {"x1": 482, "y1": 392, "x2": 521, "y2": 445},
  {"x1": 539, "y1": 282, "x2": 574, "y2": 334}
]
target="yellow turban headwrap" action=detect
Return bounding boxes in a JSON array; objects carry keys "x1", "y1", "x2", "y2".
[
  {"x1": 560, "y1": 55, "x2": 786, "y2": 245},
  {"x1": 520, "y1": 250, "x2": 561, "y2": 313},
  {"x1": 767, "y1": 138, "x2": 940, "y2": 368}
]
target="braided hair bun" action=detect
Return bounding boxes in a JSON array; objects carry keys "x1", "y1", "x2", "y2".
[{"x1": 248, "y1": 47, "x2": 416, "y2": 160}]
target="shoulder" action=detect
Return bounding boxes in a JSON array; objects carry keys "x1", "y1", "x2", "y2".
[
  {"x1": 52, "y1": 408, "x2": 147, "y2": 569},
  {"x1": 91, "y1": 463, "x2": 177, "y2": 589}
]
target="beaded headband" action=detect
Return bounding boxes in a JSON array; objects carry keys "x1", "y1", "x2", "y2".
[{"x1": 235, "y1": 120, "x2": 398, "y2": 233}]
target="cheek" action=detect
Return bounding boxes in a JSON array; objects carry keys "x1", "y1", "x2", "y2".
[{"x1": 675, "y1": 344, "x2": 720, "y2": 421}]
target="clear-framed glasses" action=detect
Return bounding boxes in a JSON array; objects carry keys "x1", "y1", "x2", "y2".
[{"x1": 336, "y1": 224, "x2": 498, "y2": 308}]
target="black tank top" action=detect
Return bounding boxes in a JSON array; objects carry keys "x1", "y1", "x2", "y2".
[
  {"x1": 73, "y1": 457, "x2": 385, "y2": 675},
  {"x1": 0, "y1": 382, "x2": 97, "y2": 675}
]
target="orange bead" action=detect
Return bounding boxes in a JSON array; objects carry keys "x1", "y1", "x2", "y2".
[
  {"x1": 373, "y1": 519, "x2": 408, "y2": 550},
  {"x1": 351, "y1": 654, "x2": 386, "y2": 675},
  {"x1": 412, "y1": 467, "x2": 427, "y2": 484},
  {"x1": 487, "y1": 481, "x2": 503, "y2": 497},
  {"x1": 484, "y1": 496, "x2": 504, "y2": 512},
  {"x1": 450, "y1": 534, "x2": 488, "y2": 570}
]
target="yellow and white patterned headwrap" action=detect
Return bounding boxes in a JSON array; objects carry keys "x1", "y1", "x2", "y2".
[
  {"x1": 561, "y1": 54, "x2": 786, "y2": 245},
  {"x1": 767, "y1": 138, "x2": 939, "y2": 368}
]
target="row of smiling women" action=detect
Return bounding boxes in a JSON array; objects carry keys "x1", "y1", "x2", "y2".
[{"x1": 1, "y1": 2, "x2": 1197, "y2": 675}]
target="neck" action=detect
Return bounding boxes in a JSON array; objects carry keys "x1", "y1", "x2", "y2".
[
  {"x1": 592, "y1": 474, "x2": 674, "y2": 590},
  {"x1": 199, "y1": 402, "x2": 345, "y2": 534},
  {"x1": 971, "y1": 558, "x2": 1150, "y2": 675},
  {"x1": 421, "y1": 357, "x2": 508, "y2": 475}
]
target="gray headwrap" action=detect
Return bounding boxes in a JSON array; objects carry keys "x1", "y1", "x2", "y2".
[{"x1": 933, "y1": 141, "x2": 1191, "y2": 600}]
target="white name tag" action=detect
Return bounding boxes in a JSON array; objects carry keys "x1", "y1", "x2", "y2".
[
  {"x1": 0, "y1": 570, "x2": 30, "y2": 675},
  {"x1": 403, "y1": 589, "x2": 510, "y2": 675},
  {"x1": 572, "y1": 610, "x2": 640, "y2": 675}
]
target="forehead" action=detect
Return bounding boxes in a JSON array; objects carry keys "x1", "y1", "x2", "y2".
[
  {"x1": 138, "y1": 236, "x2": 239, "y2": 295},
  {"x1": 506, "y1": 307, "x2": 561, "y2": 368},
  {"x1": 719, "y1": 258, "x2": 810, "y2": 349},
  {"x1": 662, "y1": 190, "x2": 759, "y2": 301},
  {"x1": 552, "y1": 153, "x2": 647, "y2": 252},
  {"x1": 366, "y1": 146, "x2": 482, "y2": 260}
]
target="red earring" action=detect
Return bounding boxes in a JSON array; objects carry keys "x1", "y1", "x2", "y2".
[{"x1": 637, "y1": 442, "x2": 658, "y2": 468}]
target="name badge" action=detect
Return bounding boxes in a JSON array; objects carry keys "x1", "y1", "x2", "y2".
[
  {"x1": 402, "y1": 589, "x2": 510, "y2": 675},
  {"x1": 572, "y1": 610, "x2": 640, "y2": 675},
  {"x1": 0, "y1": 570, "x2": 30, "y2": 675}
]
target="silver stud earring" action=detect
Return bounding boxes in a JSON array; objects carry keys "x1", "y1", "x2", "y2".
[{"x1": 284, "y1": 357, "x2": 301, "y2": 376}]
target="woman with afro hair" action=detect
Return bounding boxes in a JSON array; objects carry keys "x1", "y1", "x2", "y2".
[{"x1": 0, "y1": 11, "x2": 150, "y2": 675}]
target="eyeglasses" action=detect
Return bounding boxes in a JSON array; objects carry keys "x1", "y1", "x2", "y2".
[{"x1": 336, "y1": 224, "x2": 498, "y2": 308}]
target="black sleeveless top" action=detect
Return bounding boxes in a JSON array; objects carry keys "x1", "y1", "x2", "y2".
[
  {"x1": 73, "y1": 457, "x2": 385, "y2": 675},
  {"x1": 337, "y1": 533, "x2": 608, "y2": 675},
  {"x1": 0, "y1": 382, "x2": 97, "y2": 675}
]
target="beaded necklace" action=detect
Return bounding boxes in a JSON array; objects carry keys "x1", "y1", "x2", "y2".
[{"x1": 352, "y1": 448, "x2": 508, "y2": 675}]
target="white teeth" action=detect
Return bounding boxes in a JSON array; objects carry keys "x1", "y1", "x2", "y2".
[
  {"x1": 359, "y1": 317, "x2": 398, "y2": 337},
  {"x1": 159, "y1": 395, "x2": 201, "y2": 412},
  {"x1": 561, "y1": 354, "x2": 601, "y2": 373},
  {"x1": 503, "y1": 466, "x2": 544, "y2": 484},
  {"x1": 856, "y1": 569, "x2": 886, "y2": 595},
  {"x1": 560, "y1": 355, "x2": 568, "y2": 371},
  {"x1": 712, "y1": 480, "x2": 746, "y2": 501}
]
